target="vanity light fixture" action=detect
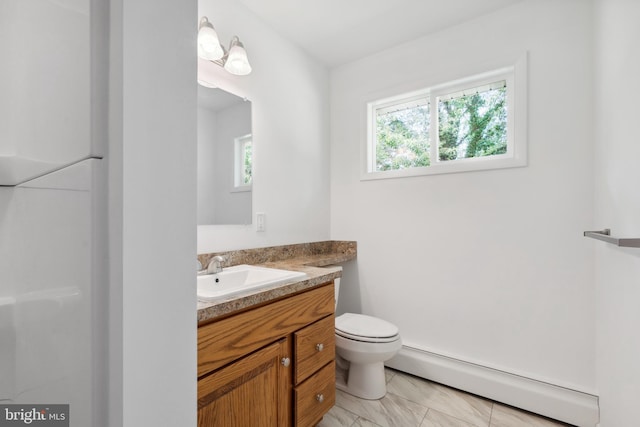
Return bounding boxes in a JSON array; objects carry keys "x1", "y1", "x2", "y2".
[{"x1": 197, "y1": 16, "x2": 252, "y2": 76}]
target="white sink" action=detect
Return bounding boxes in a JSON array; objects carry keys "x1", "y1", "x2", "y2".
[{"x1": 197, "y1": 264, "x2": 307, "y2": 300}]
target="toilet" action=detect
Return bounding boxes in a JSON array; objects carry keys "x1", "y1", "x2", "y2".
[{"x1": 333, "y1": 275, "x2": 402, "y2": 400}]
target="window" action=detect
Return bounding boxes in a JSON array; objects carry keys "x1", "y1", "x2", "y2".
[
  {"x1": 233, "y1": 134, "x2": 252, "y2": 191},
  {"x1": 375, "y1": 95, "x2": 431, "y2": 171},
  {"x1": 436, "y1": 81, "x2": 507, "y2": 162},
  {"x1": 364, "y1": 60, "x2": 527, "y2": 179}
]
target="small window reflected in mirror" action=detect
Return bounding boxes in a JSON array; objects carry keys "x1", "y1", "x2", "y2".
[{"x1": 234, "y1": 134, "x2": 252, "y2": 190}]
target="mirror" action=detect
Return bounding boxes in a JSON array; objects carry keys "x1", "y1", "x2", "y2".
[{"x1": 197, "y1": 86, "x2": 253, "y2": 225}]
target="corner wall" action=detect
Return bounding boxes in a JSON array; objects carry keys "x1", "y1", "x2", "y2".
[
  {"x1": 330, "y1": 1, "x2": 597, "y2": 424},
  {"x1": 593, "y1": 1, "x2": 640, "y2": 425},
  {"x1": 109, "y1": 0, "x2": 197, "y2": 425}
]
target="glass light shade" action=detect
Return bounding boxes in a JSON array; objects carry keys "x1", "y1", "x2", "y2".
[
  {"x1": 224, "y1": 37, "x2": 252, "y2": 76},
  {"x1": 198, "y1": 18, "x2": 224, "y2": 61}
]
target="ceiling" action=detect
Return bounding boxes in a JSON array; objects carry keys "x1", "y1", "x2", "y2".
[{"x1": 237, "y1": 0, "x2": 524, "y2": 67}]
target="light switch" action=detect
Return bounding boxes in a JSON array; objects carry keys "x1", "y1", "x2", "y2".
[{"x1": 256, "y1": 212, "x2": 266, "y2": 232}]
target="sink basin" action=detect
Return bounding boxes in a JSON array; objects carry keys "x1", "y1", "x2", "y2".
[{"x1": 197, "y1": 264, "x2": 307, "y2": 300}]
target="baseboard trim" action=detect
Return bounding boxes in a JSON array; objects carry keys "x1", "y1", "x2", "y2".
[{"x1": 385, "y1": 346, "x2": 599, "y2": 427}]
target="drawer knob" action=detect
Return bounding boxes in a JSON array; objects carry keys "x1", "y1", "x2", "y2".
[
  {"x1": 316, "y1": 394, "x2": 324, "y2": 403},
  {"x1": 315, "y1": 343, "x2": 324, "y2": 352},
  {"x1": 281, "y1": 357, "x2": 291, "y2": 367}
]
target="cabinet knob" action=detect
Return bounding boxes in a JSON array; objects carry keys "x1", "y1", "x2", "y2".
[
  {"x1": 281, "y1": 357, "x2": 291, "y2": 367},
  {"x1": 315, "y1": 343, "x2": 324, "y2": 352},
  {"x1": 316, "y1": 394, "x2": 324, "y2": 403}
]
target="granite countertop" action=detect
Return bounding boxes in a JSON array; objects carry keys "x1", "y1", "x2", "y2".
[{"x1": 197, "y1": 241, "x2": 356, "y2": 324}]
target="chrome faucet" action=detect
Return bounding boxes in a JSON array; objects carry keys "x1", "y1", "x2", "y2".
[{"x1": 207, "y1": 256, "x2": 225, "y2": 274}]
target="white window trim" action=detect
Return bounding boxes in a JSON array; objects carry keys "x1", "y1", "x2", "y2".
[
  {"x1": 362, "y1": 54, "x2": 527, "y2": 181},
  {"x1": 232, "y1": 133, "x2": 252, "y2": 192}
]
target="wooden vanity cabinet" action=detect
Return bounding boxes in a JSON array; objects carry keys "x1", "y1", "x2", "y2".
[{"x1": 197, "y1": 282, "x2": 336, "y2": 427}]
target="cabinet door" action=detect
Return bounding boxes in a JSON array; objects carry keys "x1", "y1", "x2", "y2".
[{"x1": 198, "y1": 338, "x2": 290, "y2": 427}]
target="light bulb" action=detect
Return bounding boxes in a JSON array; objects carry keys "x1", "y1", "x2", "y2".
[
  {"x1": 224, "y1": 37, "x2": 252, "y2": 76},
  {"x1": 197, "y1": 17, "x2": 224, "y2": 61}
]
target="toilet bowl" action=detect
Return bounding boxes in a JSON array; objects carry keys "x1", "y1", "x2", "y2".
[{"x1": 334, "y1": 311, "x2": 402, "y2": 399}]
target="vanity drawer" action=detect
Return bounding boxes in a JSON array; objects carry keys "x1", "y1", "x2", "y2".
[
  {"x1": 198, "y1": 283, "x2": 334, "y2": 378},
  {"x1": 294, "y1": 361, "x2": 335, "y2": 427},
  {"x1": 294, "y1": 315, "x2": 335, "y2": 385}
]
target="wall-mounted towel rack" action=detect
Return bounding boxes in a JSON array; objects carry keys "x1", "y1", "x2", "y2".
[{"x1": 583, "y1": 229, "x2": 640, "y2": 248}]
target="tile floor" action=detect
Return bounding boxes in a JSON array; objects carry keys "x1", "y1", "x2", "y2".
[{"x1": 318, "y1": 369, "x2": 573, "y2": 427}]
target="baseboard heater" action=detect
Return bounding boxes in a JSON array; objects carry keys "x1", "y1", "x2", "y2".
[{"x1": 385, "y1": 345, "x2": 599, "y2": 427}]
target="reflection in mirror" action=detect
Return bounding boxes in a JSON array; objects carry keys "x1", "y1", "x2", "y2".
[{"x1": 197, "y1": 86, "x2": 253, "y2": 225}]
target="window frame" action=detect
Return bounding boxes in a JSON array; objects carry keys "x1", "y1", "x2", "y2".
[
  {"x1": 362, "y1": 56, "x2": 527, "y2": 180},
  {"x1": 232, "y1": 133, "x2": 252, "y2": 192}
]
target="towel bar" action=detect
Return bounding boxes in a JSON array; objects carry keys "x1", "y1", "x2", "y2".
[{"x1": 583, "y1": 229, "x2": 640, "y2": 248}]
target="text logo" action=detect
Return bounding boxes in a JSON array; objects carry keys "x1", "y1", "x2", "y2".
[{"x1": 0, "y1": 405, "x2": 69, "y2": 426}]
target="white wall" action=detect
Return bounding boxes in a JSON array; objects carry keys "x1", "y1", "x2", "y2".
[
  {"x1": 197, "y1": 0, "x2": 330, "y2": 253},
  {"x1": 108, "y1": 0, "x2": 197, "y2": 425},
  {"x1": 593, "y1": 1, "x2": 640, "y2": 425},
  {"x1": 331, "y1": 0, "x2": 596, "y2": 395},
  {"x1": 0, "y1": 0, "x2": 97, "y2": 185},
  {"x1": 0, "y1": 0, "x2": 90, "y2": 156}
]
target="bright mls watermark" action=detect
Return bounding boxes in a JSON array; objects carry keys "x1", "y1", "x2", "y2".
[{"x1": 0, "y1": 405, "x2": 69, "y2": 426}]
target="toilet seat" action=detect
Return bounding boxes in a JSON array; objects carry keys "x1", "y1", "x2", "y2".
[{"x1": 335, "y1": 313, "x2": 399, "y2": 343}]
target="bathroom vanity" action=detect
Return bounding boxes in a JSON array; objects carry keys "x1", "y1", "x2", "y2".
[{"x1": 196, "y1": 241, "x2": 356, "y2": 427}]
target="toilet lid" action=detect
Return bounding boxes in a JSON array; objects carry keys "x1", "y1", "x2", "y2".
[{"x1": 335, "y1": 313, "x2": 399, "y2": 343}]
